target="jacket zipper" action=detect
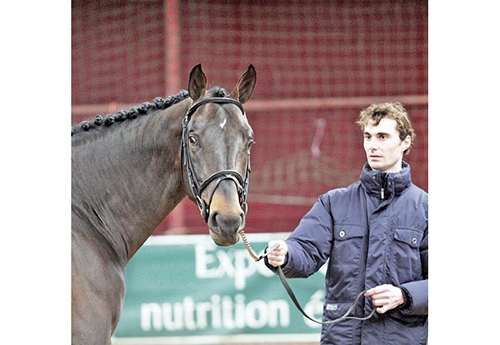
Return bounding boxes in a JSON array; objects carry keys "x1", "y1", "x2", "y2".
[{"x1": 380, "y1": 173, "x2": 387, "y2": 200}]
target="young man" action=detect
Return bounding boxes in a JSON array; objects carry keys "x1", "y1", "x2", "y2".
[{"x1": 265, "y1": 102, "x2": 428, "y2": 345}]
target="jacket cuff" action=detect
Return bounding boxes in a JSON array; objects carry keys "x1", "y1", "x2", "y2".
[
  {"x1": 398, "y1": 286, "x2": 412, "y2": 310},
  {"x1": 398, "y1": 280, "x2": 428, "y2": 315}
]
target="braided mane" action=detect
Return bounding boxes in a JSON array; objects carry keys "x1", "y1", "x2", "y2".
[
  {"x1": 71, "y1": 87, "x2": 229, "y2": 137},
  {"x1": 71, "y1": 90, "x2": 190, "y2": 137}
]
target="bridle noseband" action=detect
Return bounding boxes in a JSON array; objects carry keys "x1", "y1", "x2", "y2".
[{"x1": 181, "y1": 97, "x2": 251, "y2": 222}]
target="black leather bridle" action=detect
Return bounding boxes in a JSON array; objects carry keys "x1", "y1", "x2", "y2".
[{"x1": 181, "y1": 97, "x2": 251, "y2": 222}]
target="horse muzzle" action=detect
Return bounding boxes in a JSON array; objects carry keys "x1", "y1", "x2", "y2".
[
  {"x1": 206, "y1": 180, "x2": 246, "y2": 246},
  {"x1": 208, "y1": 212, "x2": 244, "y2": 246}
]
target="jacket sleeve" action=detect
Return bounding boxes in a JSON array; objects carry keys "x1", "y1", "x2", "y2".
[
  {"x1": 399, "y1": 224, "x2": 428, "y2": 315},
  {"x1": 400, "y1": 280, "x2": 427, "y2": 315},
  {"x1": 265, "y1": 194, "x2": 334, "y2": 278}
]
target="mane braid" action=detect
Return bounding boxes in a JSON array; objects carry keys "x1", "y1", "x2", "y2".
[{"x1": 71, "y1": 90, "x2": 190, "y2": 136}]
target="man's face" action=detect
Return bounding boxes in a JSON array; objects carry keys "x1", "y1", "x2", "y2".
[{"x1": 363, "y1": 117, "x2": 411, "y2": 173}]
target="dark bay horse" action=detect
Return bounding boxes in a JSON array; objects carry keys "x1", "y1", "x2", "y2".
[{"x1": 72, "y1": 64, "x2": 257, "y2": 344}]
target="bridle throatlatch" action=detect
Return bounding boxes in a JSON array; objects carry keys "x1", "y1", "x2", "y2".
[{"x1": 181, "y1": 97, "x2": 251, "y2": 222}]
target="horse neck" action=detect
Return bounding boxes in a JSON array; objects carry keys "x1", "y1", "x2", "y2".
[{"x1": 72, "y1": 100, "x2": 191, "y2": 262}]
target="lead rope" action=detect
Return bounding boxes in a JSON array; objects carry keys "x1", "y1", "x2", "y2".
[
  {"x1": 238, "y1": 230, "x2": 376, "y2": 325},
  {"x1": 239, "y1": 230, "x2": 268, "y2": 262}
]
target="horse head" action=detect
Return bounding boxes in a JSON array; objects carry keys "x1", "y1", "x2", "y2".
[{"x1": 183, "y1": 64, "x2": 257, "y2": 246}]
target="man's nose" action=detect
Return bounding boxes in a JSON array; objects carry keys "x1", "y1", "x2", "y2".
[{"x1": 367, "y1": 138, "x2": 378, "y2": 151}]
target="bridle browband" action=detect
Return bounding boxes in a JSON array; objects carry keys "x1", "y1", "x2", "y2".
[{"x1": 181, "y1": 97, "x2": 250, "y2": 222}]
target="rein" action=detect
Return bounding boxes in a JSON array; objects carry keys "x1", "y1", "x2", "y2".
[
  {"x1": 181, "y1": 97, "x2": 250, "y2": 222},
  {"x1": 239, "y1": 231, "x2": 376, "y2": 325}
]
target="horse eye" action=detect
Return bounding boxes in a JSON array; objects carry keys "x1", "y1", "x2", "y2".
[{"x1": 188, "y1": 135, "x2": 198, "y2": 146}]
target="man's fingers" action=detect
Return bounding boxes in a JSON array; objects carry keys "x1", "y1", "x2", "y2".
[
  {"x1": 365, "y1": 284, "x2": 405, "y2": 313},
  {"x1": 364, "y1": 284, "x2": 389, "y2": 296},
  {"x1": 368, "y1": 296, "x2": 389, "y2": 314},
  {"x1": 266, "y1": 240, "x2": 287, "y2": 267},
  {"x1": 267, "y1": 240, "x2": 285, "y2": 251}
]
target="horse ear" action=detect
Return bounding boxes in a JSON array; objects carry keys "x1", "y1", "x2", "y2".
[
  {"x1": 188, "y1": 63, "x2": 207, "y2": 102},
  {"x1": 229, "y1": 64, "x2": 257, "y2": 104}
]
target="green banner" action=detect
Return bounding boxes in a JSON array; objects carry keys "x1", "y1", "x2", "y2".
[{"x1": 113, "y1": 233, "x2": 326, "y2": 343}]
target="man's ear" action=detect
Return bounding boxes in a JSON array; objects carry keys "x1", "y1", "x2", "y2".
[{"x1": 402, "y1": 135, "x2": 412, "y2": 151}]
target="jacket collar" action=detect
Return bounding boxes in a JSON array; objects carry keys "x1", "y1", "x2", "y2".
[{"x1": 360, "y1": 161, "x2": 412, "y2": 200}]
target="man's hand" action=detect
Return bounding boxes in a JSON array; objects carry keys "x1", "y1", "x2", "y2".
[
  {"x1": 266, "y1": 240, "x2": 288, "y2": 267},
  {"x1": 364, "y1": 284, "x2": 405, "y2": 314}
]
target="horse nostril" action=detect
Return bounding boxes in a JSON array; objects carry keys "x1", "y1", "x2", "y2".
[
  {"x1": 210, "y1": 211, "x2": 243, "y2": 233},
  {"x1": 209, "y1": 212, "x2": 221, "y2": 233}
]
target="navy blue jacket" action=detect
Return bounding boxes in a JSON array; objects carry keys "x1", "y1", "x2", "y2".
[{"x1": 266, "y1": 162, "x2": 428, "y2": 345}]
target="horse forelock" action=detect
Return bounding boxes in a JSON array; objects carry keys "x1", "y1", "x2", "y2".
[
  {"x1": 71, "y1": 90, "x2": 190, "y2": 137},
  {"x1": 206, "y1": 87, "x2": 227, "y2": 98}
]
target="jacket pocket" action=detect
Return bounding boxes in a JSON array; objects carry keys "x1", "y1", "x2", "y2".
[
  {"x1": 392, "y1": 228, "x2": 423, "y2": 281},
  {"x1": 321, "y1": 301, "x2": 359, "y2": 344},
  {"x1": 386, "y1": 311, "x2": 428, "y2": 344},
  {"x1": 332, "y1": 225, "x2": 365, "y2": 266}
]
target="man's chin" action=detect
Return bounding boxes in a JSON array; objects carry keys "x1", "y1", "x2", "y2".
[{"x1": 368, "y1": 160, "x2": 383, "y2": 170}]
